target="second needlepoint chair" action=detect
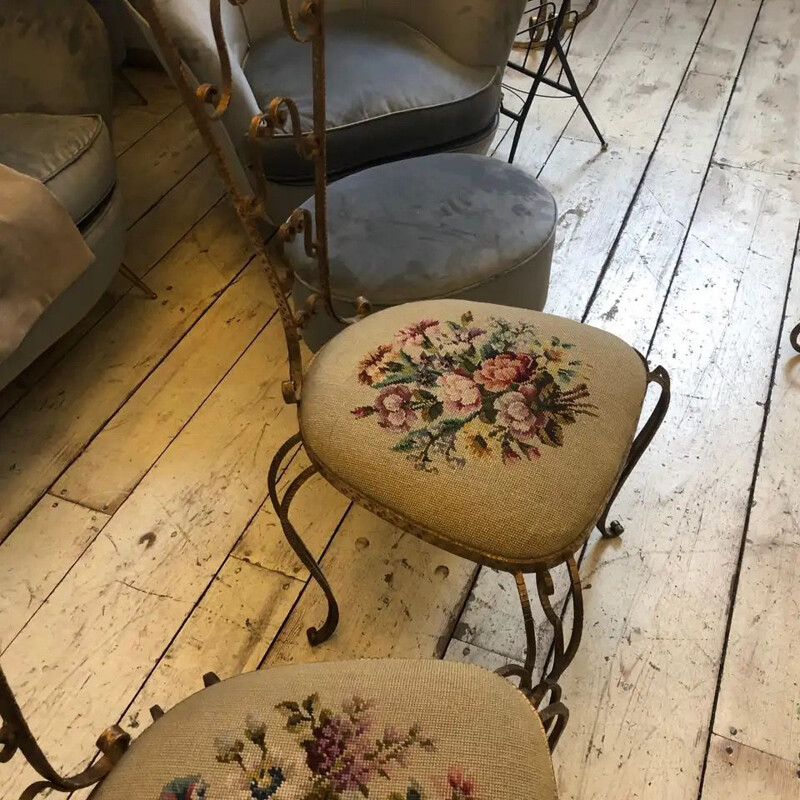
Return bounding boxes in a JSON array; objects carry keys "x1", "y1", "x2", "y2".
[
  {"x1": 1, "y1": 660, "x2": 562, "y2": 799},
  {"x1": 137, "y1": 0, "x2": 670, "y2": 733}
]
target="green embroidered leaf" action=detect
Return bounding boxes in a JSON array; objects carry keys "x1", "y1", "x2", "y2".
[
  {"x1": 446, "y1": 320, "x2": 462, "y2": 331},
  {"x1": 458, "y1": 355, "x2": 479, "y2": 373},
  {"x1": 302, "y1": 693, "x2": 318, "y2": 717},
  {"x1": 413, "y1": 388, "x2": 437, "y2": 403},
  {"x1": 460, "y1": 311, "x2": 474, "y2": 325},
  {"x1": 358, "y1": 785, "x2": 370, "y2": 798},
  {"x1": 479, "y1": 394, "x2": 498, "y2": 424},
  {"x1": 480, "y1": 342, "x2": 499, "y2": 361},
  {"x1": 373, "y1": 374, "x2": 416, "y2": 388},
  {"x1": 276, "y1": 701, "x2": 301, "y2": 713},
  {"x1": 284, "y1": 713, "x2": 306, "y2": 731},
  {"x1": 538, "y1": 419, "x2": 564, "y2": 447},
  {"x1": 423, "y1": 402, "x2": 443, "y2": 422},
  {"x1": 438, "y1": 418, "x2": 467, "y2": 435},
  {"x1": 393, "y1": 432, "x2": 424, "y2": 452}
]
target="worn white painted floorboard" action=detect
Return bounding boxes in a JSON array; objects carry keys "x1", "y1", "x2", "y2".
[
  {"x1": 449, "y1": 0, "x2": 758, "y2": 666},
  {"x1": 710, "y1": 237, "x2": 800, "y2": 766},
  {"x1": 702, "y1": 736, "x2": 800, "y2": 800},
  {"x1": 52, "y1": 260, "x2": 273, "y2": 514},
  {"x1": 2, "y1": 3, "x2": 800, "y2": 796},
  {"x1": 0, "y1": 497, "x2": 109, "y2": 653},
  {"x1": 0, "y1": 318, "x2": 297, "y2": 798},
  {"x1": 0, "y1": 201, "x2": 252, "y2": 542}
]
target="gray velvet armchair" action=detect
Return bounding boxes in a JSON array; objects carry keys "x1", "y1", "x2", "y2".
[
  {"x1": 0, "y1": 0, "x2": 127, "y2": 389},
  {"x1": 125, "y1": 0, "x2": 526, "y2": 225}
]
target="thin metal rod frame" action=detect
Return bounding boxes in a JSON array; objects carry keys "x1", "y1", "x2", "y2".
[
  {"x1": 503, "y1": 0, "x2": 605, "y2": 163},
  {"x1": 118, "y1": 264, "x2": 157, "y2": 299}
]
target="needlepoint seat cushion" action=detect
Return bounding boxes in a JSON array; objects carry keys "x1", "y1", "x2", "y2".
[
  {"x1": 90, "y1": 660, "x2": 558, "y2": 800},
  {"x1": 299, "y1": 300, "x2": 647, "y2": 569},
  {"x1": 246, "y1": 11, "x2": 500, "y2": 183},
  {"x1": 286, "y1": 154, "x2": 557, "y2": 351}
]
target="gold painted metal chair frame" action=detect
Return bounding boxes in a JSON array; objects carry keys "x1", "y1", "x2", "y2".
[
  {"x1": 138, "y1": 0, "x2": 670, "y2": 750},
  {"x1": 0, "y1": 667, "x2": 130, "y2": 800}
]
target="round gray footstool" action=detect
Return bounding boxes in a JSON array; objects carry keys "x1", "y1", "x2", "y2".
[{"x1": 285, "y1": 153, "x2": 557, "y2": 350}]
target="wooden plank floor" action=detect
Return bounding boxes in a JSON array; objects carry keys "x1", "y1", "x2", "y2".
[{"x1": 1, "y1": 2, "x2": 799, "y2": 797}]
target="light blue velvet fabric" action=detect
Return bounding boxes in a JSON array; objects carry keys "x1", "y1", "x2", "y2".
[
  {"x1": 245, "y1": 11, "x2": 499, "y2": 182},
  {"x1": 287, "y1": 153, "x2": 557, "y2": 350},
  {"x1": 0, "y1": 0, "x2": 114, "y2": 127},
  {"x1": 0, "y1": 113, "x2": 115, "y2": 226},
  {"x1": 289, "y1": 153, "x2": 556, "y2": 303}
]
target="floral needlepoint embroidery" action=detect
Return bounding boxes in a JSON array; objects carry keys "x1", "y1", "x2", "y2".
[
  {"x1": 276, "y1": 693, "x2": 434, "y2": 800},
  {"x1": 159, "y1": 776, "x2": 208, "y2": 799},
  {"x1": 214, "y1": 714, "x2": 286, "y2": 800},
  {"x1": 352, "y1": 313, "x2": 598, "y2": 471},
  {"x1": 158, "y1": 698, "x2": 478, "y2": 800}
]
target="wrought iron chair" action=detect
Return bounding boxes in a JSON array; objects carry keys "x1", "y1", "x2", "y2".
[
  {"x1": 125, "y1": 0, "x2": 527, "y2": 226},
  {"x1": 137, "y1": 0, "x2": 670, "y2": 728},
  {"x1": 502, "y1": 0, "x2": 605, "y2": 163},
  {"x1": 1, "y1": 660, "x2": 563, "y2": 798}
]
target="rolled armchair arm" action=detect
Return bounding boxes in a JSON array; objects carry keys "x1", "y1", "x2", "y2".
[
  {"x1": 372, "y1": 0, "x2": 526, "y2": 67},
  {"x1": 0, "y1": 0, "x2": 114, "y2": 127}
]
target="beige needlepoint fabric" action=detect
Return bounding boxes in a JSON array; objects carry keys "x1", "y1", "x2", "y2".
[
  {"x1": 300, "y1": 300, "x2": 647, "y2": 568},
  {"x1": 91, "y1": 660, "x2": 558, "y2": 800}
]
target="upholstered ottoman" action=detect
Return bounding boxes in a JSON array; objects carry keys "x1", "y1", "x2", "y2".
[{"x1": 281, "y1": 153, "x2": 557, "y2": 350}]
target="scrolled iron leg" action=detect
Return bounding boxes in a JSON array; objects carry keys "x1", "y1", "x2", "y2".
[
  {"x1": 496, "y1": 559, "x2": 583, "y2": 744},
  {"x1": 530, "y1": 557, "x2": 583, "y2": 704},
  {"x1": 269, "y1": 433, "x2": 340, "y2": 646},
  {"x1": 596, "y1": 362, "x2": 671, "y2": 538},
  {"x1": 538, "y1": 695, "x2": 569, "y2": 751},
  {"x1": 496, "y1": 573, "x2": 538, "y2": 692}
]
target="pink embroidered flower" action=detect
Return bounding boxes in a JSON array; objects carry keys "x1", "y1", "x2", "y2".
[
  {"x1": 375, "y1": 385, "x2": 417, "y2": 431},
  {"x1": 448, "y1": 768, "x2": 477, "y2": 800},
  {"x1": 358, "y1": 344, "x2": 394, "y2": 385},
  {"x1": 474, "y1": 353, "x2": 535, "y2": 392},
  {"x1": 437, "y1": 372, "x2": 482, "y2": 416},
  {"x1": 395, "y1": 319, "x2": 439, "y2": 346},
  {"x1": 494, "y1": 384, "x2": 545, "y2": 443}
]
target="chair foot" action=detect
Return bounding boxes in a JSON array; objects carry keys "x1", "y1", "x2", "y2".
[
  {"x1": 119, "y1": 264, "x2": 157, "y2": 299},
  {"x1": 790, "y1": 322, "x2": 800, "y2": 353},
  {"x1": 596, "y1": 360, "x2": 671, "y2": 538},
  {"x1": 269, "y1": 433, "x2": 340, "y2": 647},
  {"x1": 202, "y1": 672, "x2": 221, "y2": 687}
]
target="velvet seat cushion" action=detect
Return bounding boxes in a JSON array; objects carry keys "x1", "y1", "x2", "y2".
[
  {"x1": 299, "y1": 300, "x2": 647, "y2": 569},
  {"x1": 91, "y1": 660, "x2": 559, "y2": 800},
  {"x1": 245, "y1": 12, "x2": 500, "y2": 182},
  {"x1": 0, "y1": 113, "x2": 115, "y2": 228},
  {"x1": 286, "y1": 153, "x2": 556, "y2": 350}
]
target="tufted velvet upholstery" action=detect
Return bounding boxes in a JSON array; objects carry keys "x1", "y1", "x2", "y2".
[
  {"x1": 125, "y1": 0, "x2": 526, "y2": 224},
  {"x1": 0, "y1": 0, "x2": 114, "y2": 128},
  {"x1": 245, "y1": 13, "x2": 500, "y2": 182},
  {"x1": 0, "y1": 0, "x2": 124, "y2": 390},
  {"x1": 0, "y1": 113, "x2": 115, "y2": 226}
]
